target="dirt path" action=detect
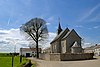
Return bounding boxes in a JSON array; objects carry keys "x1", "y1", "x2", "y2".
[{"x1": 28, "y1": 57, "x2": 100, "y2": 67}]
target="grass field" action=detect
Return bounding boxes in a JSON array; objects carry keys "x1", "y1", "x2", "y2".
[{"x1": 0, "y1": 53, "x2": 28, "y2": 67}]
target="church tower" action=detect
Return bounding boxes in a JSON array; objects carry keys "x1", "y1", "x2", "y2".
[{"x1": 57, "y1": 18, "x2": 62, "y2": 35}]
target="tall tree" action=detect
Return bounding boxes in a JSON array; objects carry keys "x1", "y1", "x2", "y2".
[{"x1": 20, "y1": 18, "x2": 48, "y2": 58}]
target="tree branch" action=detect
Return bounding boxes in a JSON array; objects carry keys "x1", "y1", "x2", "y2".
[{"x1": 27, "y1": 32, "x2": 37, "y2": 42}]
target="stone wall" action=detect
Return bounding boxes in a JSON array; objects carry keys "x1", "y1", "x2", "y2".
[
  {"x1": 50, "y1": 53, "x2": 61, "y2": 61},
  {"x1": 60, "y1": 53, "x2": 93, "y2": 61},
  {"x1": 71, "y1": 47, "x2": 83, "y2": 53},
  {"x1": 39, "y1": 53, "x2": 94, "y2": 61},
  {"x1": 39, "y1": 53, "x2": 50, "y2": 60}
]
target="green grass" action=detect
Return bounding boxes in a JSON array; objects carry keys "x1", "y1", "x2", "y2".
[
  {"x1": 0, "y1": 53, "x2": 29, "y2": 67},
  {"x1": 0, "y1": 53, "x2": 11, "y2": 57}
]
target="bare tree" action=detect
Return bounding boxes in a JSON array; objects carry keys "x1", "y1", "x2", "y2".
[{"x1": 20, "y1": 18, "x2": 48, "y2": 58}]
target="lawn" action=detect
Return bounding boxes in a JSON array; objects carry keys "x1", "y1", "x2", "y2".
[{"x1": 0, "y1": 53, "x2": 28, "y2": 67}]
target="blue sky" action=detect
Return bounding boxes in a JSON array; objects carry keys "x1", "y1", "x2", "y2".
[{"x1": 0, "y1": 0, "x2": 100, "y2": 52}]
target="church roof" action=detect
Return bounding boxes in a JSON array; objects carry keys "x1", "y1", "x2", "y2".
[
  {"x1": 50, "y1": 28, "x2": 81, "y2": 45},
  {"x1": 94, "y1": 45, "x2": 100, "y2": 49},
  {"x1": 50, "y1": 28, "x2": 69, "y2": 44},
  {"x1": 62, "y1": 29, "x2": 81, "y2": 40},
  {"x1": 72, "y1": 41, "x2": 80, "y2": 47}
]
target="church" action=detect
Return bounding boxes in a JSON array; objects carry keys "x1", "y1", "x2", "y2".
[
  {"x1": 40, "y1": 20, "x2": 93, "y2": 61},
  {"x1": 50, "y1": 22, "x2": 83, "y2": 54}
]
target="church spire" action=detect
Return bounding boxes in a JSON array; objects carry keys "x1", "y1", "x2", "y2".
[{"x1": 57, "y1": 18, "x2": 62, "y2": 35}]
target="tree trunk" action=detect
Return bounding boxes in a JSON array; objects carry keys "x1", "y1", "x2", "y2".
[
  {"x1": 36, "y1": 29, "x2": 39, "y2": 58},
  {"x1": 36, "y1": 40, "x2": 39, "y2": 58}
]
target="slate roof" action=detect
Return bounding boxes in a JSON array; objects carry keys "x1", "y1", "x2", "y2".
[
  {"x1": 84, "y1": 45, "x2": 100, "y2": 51},
  {"x1": 94, "y1": 45, "x2": 100, "y2": 49},
  {"x1": 62, "y1": 29, "x2": 81, "y2": 40},
  {"x1": 50, "y1": 28, "x2": 70, "y2": 44},
  {"x1": 50, "y1": 28, "x2": 82, "y2": 44}
]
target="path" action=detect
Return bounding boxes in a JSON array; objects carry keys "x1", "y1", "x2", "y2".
[{"x1": 28, "y1": 57, "x2": 100, "y2": 67}]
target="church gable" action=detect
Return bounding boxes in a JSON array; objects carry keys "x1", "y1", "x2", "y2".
[
  {"x1": 50, "y1": 28, "x2": 70, "y2": 44},
  {"x1": 62, "y1": 29, "x2": 81, "y2": 40},
  {"x1": 71, "y1": 29, "x2": 81, "y2": 39},
  {"x1": 61, "y1": 29, "x2": 82, "y2": 51}
]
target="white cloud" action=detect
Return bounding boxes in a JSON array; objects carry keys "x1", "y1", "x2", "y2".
[
  {"x1": 46, "y1": 22, "x2": 51, "y2": 25},
  {"x1": 0, "y1": 28, "x2": 57, "y2": 52},
  {"x1": 48, "y1": 32, "x2": 56, "y2": 41},
  {"x1": 39, "y1": 32, "x2": 56, "y2": 48},
  {"x1": 1, "y1": 28, "x2": 98, "y2": 52},
  {"x1": 82, "y1": 43, "x2": 93, "y2": 48},
  {"x1": 0, "y1": 28, "x2": 29, "y2": 53}
]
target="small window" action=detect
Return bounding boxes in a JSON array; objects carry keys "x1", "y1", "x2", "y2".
[{"x1": 32, "y1": 52, "x2": 34, "y2": 53}]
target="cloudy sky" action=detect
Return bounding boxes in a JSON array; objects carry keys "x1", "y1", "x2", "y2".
[{"x1": 0, "y1": 0, "x2": 100, "y2": 52}]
